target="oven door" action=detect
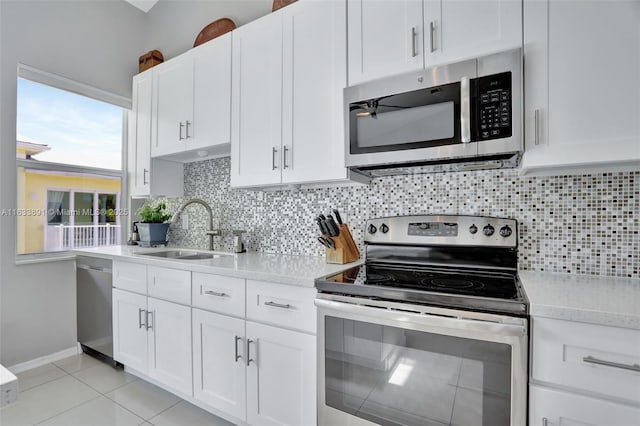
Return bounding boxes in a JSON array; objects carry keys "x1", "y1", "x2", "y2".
[
  {"x1": 344, "y1": 58, "x2": 478, "y2": 169},
  {"x1": 316, "y1": 295, "x2": 527, "y2": 426}
]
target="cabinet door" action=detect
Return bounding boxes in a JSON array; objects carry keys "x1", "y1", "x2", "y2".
[
  {"x1": 152, "y1": 53, "x2": 193, "y2": 157},
  {"x1": 192, "y1": 309, "x2": 246, "y2": 421},
  {"x1": 246, "y1": 321, "x2": 316, "y2": 426},
  {"x1": 112, "y1": 289, "x2": 147, "y2": 372},
  {"x1": 529, "y1": 385, "x2": 640, "y2": 426},
  {"x1": 147, "y1": 297, "x2": 192, "y2": 396},
  {"x1": 189, "y1": 33, "x2": 232, "y2": 152},
  {"x1": 347, "y1": 0, "x2": 424, "y2": 85},
  {"x1": 129, "y1": 71, "x2": 152, "y2": 197},
  {"x1": 281, "y1": 0, "x2": 348, "y2": 184},
  {"x1": 522, "y1": 0, "x2": 640, "y2": 173},
  {"x1": 424, "y1": 0, "x2": 522, "y2": 67},
  {"x1": 230, "y1": 12, "x2": 283, "y2": 187}
]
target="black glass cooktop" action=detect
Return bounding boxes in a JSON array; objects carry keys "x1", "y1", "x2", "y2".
[{"x1": 364, "y1": 264, "x2": 519, "y2": 299}]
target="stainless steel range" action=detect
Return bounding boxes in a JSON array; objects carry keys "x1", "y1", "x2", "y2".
[{"x1": 315, "y1": 215, "x2": 528, "y2": 426}]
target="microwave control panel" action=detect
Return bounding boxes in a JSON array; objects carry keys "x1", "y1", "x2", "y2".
[{"x1": 474, "y1": 72, "x2": 512, "y2": 141}]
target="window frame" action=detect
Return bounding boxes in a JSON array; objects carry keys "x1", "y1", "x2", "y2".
[{"x1": 15, "y1": 64, "x2": 130, "y2": 263}]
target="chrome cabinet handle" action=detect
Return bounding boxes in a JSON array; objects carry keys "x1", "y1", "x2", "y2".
[
  {"x1": 204, "y1": 290, "x2": 228, "y2": 297},
  {"x1": 411, "y1": 27, "x2": 417, "y2": 57},
  {"x1": 234, "y1": 335, "x2": 242, "y2": 362},
  {"x1": 272, "y1": 147, "x2": 278, "y2": 170},
  {"x1": 179, "y1": 122, "x2": 185, "y2": 140},
  {"x1": 534, "y1": 109, "x2": 540, "y2": 145},
  {"x1": 583, "y1": 356, "x2": 640, "y2": 372},
  {"x1": 143, "y1": 168, "x2": 149, "y2": 185},
  {"x1": 146, "y1": 310, "x2": 154, "y2": 331},
  {"x1": 246, "y1": 339, "x2": 255, "y2": 366},
  {"x1": 283, "y1": 145, "x2": 289, "y2": 169},
  {"x1": 429, "y1": 21, "x2": 436, "y2": 53},
  {"x1": 264, "y1": 301, "x2": 291, "y2": 309},
  {"x1": 138, "y1": 308, "x2": 146, "y2": 329},
  {"x1": 460, "y1": 76, "x2": 471, "y2": 143},
  {"x1": 542, "y1": 418, "x2": 548, "y2": 426},
  {"x1": 185, "y1": 120, "x2": 191, "y2": 139}
]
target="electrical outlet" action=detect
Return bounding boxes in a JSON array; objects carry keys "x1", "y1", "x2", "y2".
[{"x1": 182, "y1": 212, "x2": 189, "y2": 229}]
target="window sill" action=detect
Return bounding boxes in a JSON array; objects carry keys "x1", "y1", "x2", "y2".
[{"x1": 15, "y1": 252, "x2": 77, "y2": 266}]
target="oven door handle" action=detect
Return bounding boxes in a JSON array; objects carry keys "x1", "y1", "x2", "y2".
[{"x1": 315, "y1": 297, "x2": 527, "y2": 338}]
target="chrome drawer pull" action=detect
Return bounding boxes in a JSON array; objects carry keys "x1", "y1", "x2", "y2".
[
  {"x1": 264, "y1": 301, "x2": 291, "y2": 309},
  {"x1": 138, "y1": 308, "x2": 146, "y2": 329},
  {"x1": 204, "y1": 290, "x2": 228, "y2": 297},
  {"x1": 583, "y1": 356, "x2": 640, "y2": 372},
  {"x1": 234, "y1": 335, "x2": 242, "y2": 362},
  {"x1": 246, "y1": 339, "x2": 255, "y2": 366},
  {"x1": 146, "y1": 310, "x2": 154, "y2": 331}
]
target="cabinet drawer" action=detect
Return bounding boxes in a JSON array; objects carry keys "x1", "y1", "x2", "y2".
[
  {"x1": 192, "y1": 273, "x2": 245, "y2": 317},
  {"x1": 529, "y1": 384, "x2": 640, "y2": 426},
  {"x1": 113, "y1": 261, "x2": 147, "y2": 294},
  {"x1": 246, "y1": 280, "x2": 316, "y2": 334},
  {"x1": 147, "y1": 266, "x2": 191, "y2": 305},
  {"x1": 532, "y1": 318, "x2": 640, "y2": 404}
]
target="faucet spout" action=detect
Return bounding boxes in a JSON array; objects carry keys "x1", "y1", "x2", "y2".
[{"x1": 170, "y1": 198, "x2": 219, "y2": 250}]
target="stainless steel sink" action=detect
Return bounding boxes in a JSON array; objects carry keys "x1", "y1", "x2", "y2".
[{"x1": 137, "y1": 250, "x2": 229, "y2": 260}]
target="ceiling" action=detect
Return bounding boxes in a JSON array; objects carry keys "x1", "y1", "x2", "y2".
[{"x1": 124, "y1": 0, "x2": 159, "y2": 13}]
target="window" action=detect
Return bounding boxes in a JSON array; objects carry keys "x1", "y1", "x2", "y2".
[{"x1": 15, "y1": 68, "x2": 127, "y2": 256}]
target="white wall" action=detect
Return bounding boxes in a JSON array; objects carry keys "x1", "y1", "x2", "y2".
[
  {"x1": 0, "y1": 0, "x2": 147, "y2": 366},
  {"x1": 144, "y1": 0, "x2": 271, "y2": 60}
]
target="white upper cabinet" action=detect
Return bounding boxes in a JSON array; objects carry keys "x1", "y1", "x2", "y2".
[
  {"x1": 348, "y1": 0, "x2": 522, "y2": 85},
  {"x1": 151, "y1": 34, "x2": 232, "y2": 159},
  {"x1": 230, "y1": 11, "x2": 284, "y2": 187},
  {"x1": 424, "y1": 0, "x2": 522, "y2": 67},
  {"x1": 231, "y1": 0, "x2": 354, "y2": 188},
  {"x1": 281, "y1": 0, "x2": 348, "y2": 184},
  {"x1": 129, "y1": 70, "x2": 153, "y2": 197},
  {"x1": 347, "y1": 0, "x2": 424, "y2": 85},
  {"x1": 522, "y1": 0, "x2": 640, "y2": 174},
  {"x1": 128, "y1": 71, "x2": 183, "y2": 198}
]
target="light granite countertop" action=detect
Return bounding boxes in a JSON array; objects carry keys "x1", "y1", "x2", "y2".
[
  {"x1": 74, "y1": 246, "x2": 362, "y2": 287},
  {"x1": 519, "y1": 271, "x2": 640, "y2": 330}
]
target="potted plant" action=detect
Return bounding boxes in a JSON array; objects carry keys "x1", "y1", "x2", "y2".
[{"x1": 136, "y1": 201, "x2": 172, "y2": 245}]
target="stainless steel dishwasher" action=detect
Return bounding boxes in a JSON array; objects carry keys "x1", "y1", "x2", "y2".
[{"x1": 76, "y1": 256, "x2": 120, "y2": 366}]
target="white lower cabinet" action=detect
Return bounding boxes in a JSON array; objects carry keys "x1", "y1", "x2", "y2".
[
  {"x1": 529, "y1": 385, "x2": 640, "y2": 426},
  {"x1": 246, "y1": 321, "x2": 316, "y2": 426},
  {"x1": 113, "y1": 289, "x2": 148, "y2": 373},
  {"x1": 193, "y1": 309, "x2": 247, "y2": 421},
  {"x1": 530, "y1": 317, "x2": 640, "y2": 425},
  {"x1": 147, "y1": 297, "x2": 192, "y2": 396}
]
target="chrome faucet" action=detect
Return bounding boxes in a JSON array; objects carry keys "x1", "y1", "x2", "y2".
[{"x1": 170, "y1": 198, "x2": 221, "y2": 250}]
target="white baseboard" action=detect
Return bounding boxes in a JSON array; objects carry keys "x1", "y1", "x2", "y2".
[{"x1": 7, "y1": 345, "x2": 80, "y2": 374}]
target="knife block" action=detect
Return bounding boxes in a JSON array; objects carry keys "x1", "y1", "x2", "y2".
[{"x1": 326, "y1": 224, "x2": 360, "y2": 264}]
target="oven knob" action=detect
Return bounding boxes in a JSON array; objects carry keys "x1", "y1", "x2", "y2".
[
  {"x1": 380, "y1": 224, "x2": 389, "y2": 234},
  {"x1": 368, "y1": 224, "x2": 377, "y2": 234},
  {"x1": 469, "y1": 224, "x2": 478, "y2": 234},
  {"x1": 483, "y1": 224, "x2": 495, "y2": 236},
  {"x1": 499, "y1": 225, "x2": 513, "y2": 238}
]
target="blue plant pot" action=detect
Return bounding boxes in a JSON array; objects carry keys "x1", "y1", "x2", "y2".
[{"x1": 137, "y1": 222, "x2": 170, "y2": 245}]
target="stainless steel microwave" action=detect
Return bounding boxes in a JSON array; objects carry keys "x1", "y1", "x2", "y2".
[{"x1": 345, "y1": 49, "x2": 523, "y2": 177}]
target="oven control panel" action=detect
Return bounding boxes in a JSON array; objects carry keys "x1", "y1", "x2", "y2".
[
  {"x1": 365, "y1": 215, "x2": 517, "y2": 248},
  {"x1": 408, "y1": 222, "x2": 458, "y2": 237}
]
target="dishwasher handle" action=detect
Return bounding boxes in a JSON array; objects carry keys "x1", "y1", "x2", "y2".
[{"x1": 77, "y1": 264, "x2": 112, "y2": 274}]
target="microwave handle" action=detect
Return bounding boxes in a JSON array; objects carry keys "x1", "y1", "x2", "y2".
[{"x1": 460, "y1": 76, "x2": 471, "y2": 143}]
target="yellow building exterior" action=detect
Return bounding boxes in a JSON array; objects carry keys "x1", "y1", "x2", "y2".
[{"x1": 16, "y1": 142, "x2": 121, "y2": 254}]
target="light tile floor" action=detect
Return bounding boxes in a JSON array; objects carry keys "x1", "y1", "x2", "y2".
[{"x1": 0, "y1": 354, "x2": 236, "y2": 426}]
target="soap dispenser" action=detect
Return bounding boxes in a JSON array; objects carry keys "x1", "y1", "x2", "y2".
[{"x1": 232, "y1": 230, "x2": 246, "y2": 253}]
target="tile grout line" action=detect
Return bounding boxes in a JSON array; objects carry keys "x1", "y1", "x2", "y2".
[
  {"x1": 17, "y1": 364, "x2": 69, "y2": 394},
  {"x1": 146, "y1": 398, "x2": 183, "y2": 423},
  {"x1": 31, "y1": 394, "x2": 104, "y2": 426}
]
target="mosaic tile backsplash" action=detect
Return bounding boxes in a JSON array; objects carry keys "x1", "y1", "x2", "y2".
[{"x1": 164, "y1": 157, "x2": 639, "y2": 279}]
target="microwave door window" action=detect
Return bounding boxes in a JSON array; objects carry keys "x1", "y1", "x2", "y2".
[{"x1": 356, "y1": 102, "x2": 455, "y2": 148}]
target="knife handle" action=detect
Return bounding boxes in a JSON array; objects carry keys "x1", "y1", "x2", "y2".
[
  {"x1": 317, "y1": 217, "x2": 330, "y2": 235},
  {"x1": 326, "y1": 216, "x2": 340, "y2": 237},
  {"x1": 333, "y1": 209, "x2": 343, "y2": 225}
]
